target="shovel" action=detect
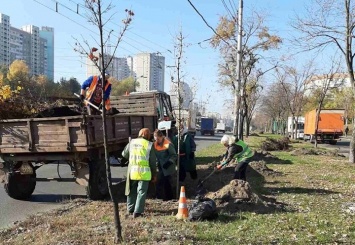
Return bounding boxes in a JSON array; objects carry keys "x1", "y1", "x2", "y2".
[
  {"x1": 196, "y1": 163, "x2": 225, "y2": 196},
  {"x1": 74, "y1": 93, "x2": 102, "y2": 113}
]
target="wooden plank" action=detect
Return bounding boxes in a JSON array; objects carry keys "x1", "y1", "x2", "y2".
[
  {"x1": 113, "y1": 116, "x2": 130, "y2": 140},
  {"x1": 111, "y1": 98, "x2": 155, "y2": 104},
  {"x1": 0, "y1": 115, "x2": 84, "y2": 123},
  {"x1": 38, "y1": 131, "x2": 67, "y2": 136}
]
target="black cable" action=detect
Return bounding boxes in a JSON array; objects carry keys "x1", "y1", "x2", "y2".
[
  {"x1": 35, "y1": 0, "x2": 167, "y2": 71},
  {"x1": 186, "y1": 0, "x2": 232, "y2": 48},
  {"x1": 57, "y1": 160, "x2": 62, "y2": 179}
]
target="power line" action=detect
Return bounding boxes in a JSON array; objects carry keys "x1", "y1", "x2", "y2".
[
  {"x1": 66, "y1": 0, "x2": 173, "y2": 55},
  {"x1": 186, "y1": 0, "x2": 232, "y2": 48}
]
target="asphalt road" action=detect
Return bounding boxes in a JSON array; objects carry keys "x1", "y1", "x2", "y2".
[
  {"x1": 321, "y1": 136, "x2": 350, "y2": 157},
  {"x1": 0, "y1": 132, "x2": 222, "y2": 229}
]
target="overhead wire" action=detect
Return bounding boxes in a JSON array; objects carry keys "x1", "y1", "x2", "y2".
[
  {"x1": 66, "y1": 0, "x2": 173, "y2": 55},
  {"x1": 40, "y1": 0, "x2": 167, "y2": 71},
  {"x1": 186, "y1": 0, "x2": 233, "y2": 48},
  {"x1": 32, "y1": 0, "x2": 155, "y2": 71}
]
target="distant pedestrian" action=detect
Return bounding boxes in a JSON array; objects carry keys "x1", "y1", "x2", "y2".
[
  {"x1": 219, "y1": 135, "x2": 254, "y2": 181},
  {"x1": 122, "y1": 128, "x2": 157, "y2": 218},
  {"x1": 153, "y1": 129, "x2": 177, "y2": 201},
  {"x1": 345, "y1": 126, "x2": 349, "y2": 137}
]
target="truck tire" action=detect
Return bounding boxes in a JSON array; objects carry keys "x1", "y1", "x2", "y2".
[
  {"x1": 86, "y1": 160, "x2": 109, "y2": 200},
  {"x1": 211, "y1": 131, "x2": 215, "y2": 136},
  {"x1": 329, "y1": 140, "x2": 337, "y2": 145},
  {"x1": 5, "y1": 172, "x2": 36, "y2": 200}
]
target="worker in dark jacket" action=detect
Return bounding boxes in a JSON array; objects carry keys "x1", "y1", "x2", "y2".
[
  {"x1": 219, "y1": 135, "x2": 254, "y2": 181},
  {"x1": 122, "y1": 128, "x2": 157, "y2": 218},
  {"x1": 172, "y1": 124, "x2": 197, "y2": 185},
  {"x1": 153, "y1": 129, "x2": 177, "y2": 201},
  {"x1": 80, "y1": 73, "x2": 111, "y2": 114}
]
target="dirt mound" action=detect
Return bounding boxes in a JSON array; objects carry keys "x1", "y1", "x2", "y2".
[
  {"x1": 206, "y1": 179, "x2": 253, "y2": 202},
  {"x1": 249, "y1": 160, "x2": 282, "y2": 177},
  {"x1": 34, "y1": 106, "x2": 81, "y2": 118},
  {"x1": 249, "y1": 133, "x2": 260, "y2": 137},
  {"x1": 291, "y1": 147, "x2": 342, "y2": 157},
  {"x1": 260, "y1": 137, "x2": 290, "y2": 151},
  {"x1": 253, "y1": 150, "x2": 278, "y2": 161}
]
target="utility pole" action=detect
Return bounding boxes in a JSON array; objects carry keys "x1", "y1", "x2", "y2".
[{"x1": 233, "y1": 0, "x2": 243, "y2": 138}]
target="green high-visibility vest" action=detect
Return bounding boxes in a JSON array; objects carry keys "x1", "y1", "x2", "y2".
[
  {"x1": 233, "y1": 140, "x2": 254, "y2": 162},
  {"x1": 129, "y1": 138, "x2": 153, "y2": 181}
]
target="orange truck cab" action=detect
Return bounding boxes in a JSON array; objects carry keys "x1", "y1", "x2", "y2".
[{"x1": 304, "y1": 109, "x2": 344, "y2": 145}]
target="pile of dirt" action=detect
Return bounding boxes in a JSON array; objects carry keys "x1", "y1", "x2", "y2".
[
  {"x1": 34, "y1": 106, "x2": 82, "y2": 118},
  {"x1": 253, "y1": 150, "x2": 278, "y2": 161},
  {"x1": 260, "y1": 137, "x2": 291, "y2": 151},
  {"x1": 249, "y1": 160, "x2": 282, "y2": 177},
  {"x1": 249, "y1": 133, "x2": 260, "y2": 137},
  {"x1": 206, "y1": 179, "x2": 253, "y2": 203},
  {"x1": 291, "y1": 147, "x2": 342, "y2": 157}
]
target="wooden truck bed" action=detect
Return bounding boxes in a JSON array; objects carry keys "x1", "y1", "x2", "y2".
[{"x1": 0, "y1": 114, "x2": 156, "y2": 154}]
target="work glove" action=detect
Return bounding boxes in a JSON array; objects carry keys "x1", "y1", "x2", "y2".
[
  {"x1": 189, "y1": 152, "x2": 195, "y2": 159},
  {"x1": 163, "y1": 160, "x2": 174, "y2": 170},
  {"x1": 98, "y1": 103, "x2": 103, "y2": 110},
  {"x1": 217, "y1": 161, "x2": 228, "y2": 170},
  {"x1": 80, "y1": 94, "x2": 85, "y2": 102}
]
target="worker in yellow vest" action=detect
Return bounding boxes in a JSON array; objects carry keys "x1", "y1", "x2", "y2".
[
  {"x1": 80, "y1": 73, "x2": 111, "y2": 115},
  {"x1": 122, "y1": 128, "x2": 157, "y2": 218}
]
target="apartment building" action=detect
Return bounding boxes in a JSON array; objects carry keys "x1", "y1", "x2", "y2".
[
  {"x1": 0, "y1": 14, "x2": 10, "y2": 67},
  {"x1": 0, "y1": 13, "x2": 54, "y2": 80},
  {"x1": 86, "y1": 52, "x2": 165, "y2": 93},
  {"x1": 133, "y1": 52, "x2": 165, "y2": 92},
  {"x1": 86, "y1": 54, "x2": 133, "y2": 81}
]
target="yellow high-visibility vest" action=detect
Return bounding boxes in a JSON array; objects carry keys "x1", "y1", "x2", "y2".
[{"x1": 129, "y1": 138, "x2": 153, "y2": 181}]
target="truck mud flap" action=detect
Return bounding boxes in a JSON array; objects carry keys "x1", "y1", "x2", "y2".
[
  {"x1": 0, "y1": 166, "x2": 6, "y2": 184},
  {"x1": 75, "y1": 162, "x2": 89, "y2": 186}
]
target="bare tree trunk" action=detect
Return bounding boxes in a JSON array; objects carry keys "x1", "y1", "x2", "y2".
[
  {"x1": 246, "y1": 117, "x2": 251, "y2": 136},
  {"x1": 233, "y1": 89, "x2": 240, "y2": 136},
  {"x1": 314, "y1": 108, "x2": 321, "y2": 148},
  {"x1": 97, "y1": 2, "x2": 122, "y2": 242}
]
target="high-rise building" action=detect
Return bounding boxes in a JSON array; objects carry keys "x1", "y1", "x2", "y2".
[
  {"x1": 86, "y1": 52, "x2": 165, "y2": 92},
  {"x1": 40, "y1": 26, "x2": 54, "y2": 81},
  {"x1": 133, "y1": 53, "x2": 165, "y2": 92},
  {"x1": 0, "y1": 13, "x2": 54, "y2": 80},
  {"x1": 86, "y1": 54, "x2": 133, "y2": 81},
  {"x1": 170, "y1": 81, "x2": 193, "y2": 110},
  {"x1": 0, "y1": 14, "x2": 10, "y2": 67}
]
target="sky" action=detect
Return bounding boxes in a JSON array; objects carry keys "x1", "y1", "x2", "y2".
[{"x1": 1, "y1": 0, "x2": 309, "y2": 115}]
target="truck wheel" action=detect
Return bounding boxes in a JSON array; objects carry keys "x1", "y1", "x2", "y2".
[
  {"x1": 211, "y1": 131, "x2": 215, "y2": 136},
  {"x1": 86, "y1": 160, "x2": 109, "y2": 200},
  {"x1": 329, "y1": 140, "x2": 337, "y2": 145},
  {"x1": 5, "y1": 172, "x2": 36, "y2": 200}
]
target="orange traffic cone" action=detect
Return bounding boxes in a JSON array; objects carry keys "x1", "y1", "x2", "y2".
[{"x1": 176, "y1": 186, "x2": 189, "y2": 220}]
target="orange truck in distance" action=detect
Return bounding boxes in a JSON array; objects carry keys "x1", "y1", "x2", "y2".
[{"x1": 304, "y1": 109, "x2": 344, "y2": 145}]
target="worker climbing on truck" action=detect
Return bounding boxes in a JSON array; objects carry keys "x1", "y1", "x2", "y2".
[
  {"x1": 218, "y1": 135, "x2": 254, "y2": 181},
  {"x1": 80, "y1": 72, "x2": 112, "y2": 115}
]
